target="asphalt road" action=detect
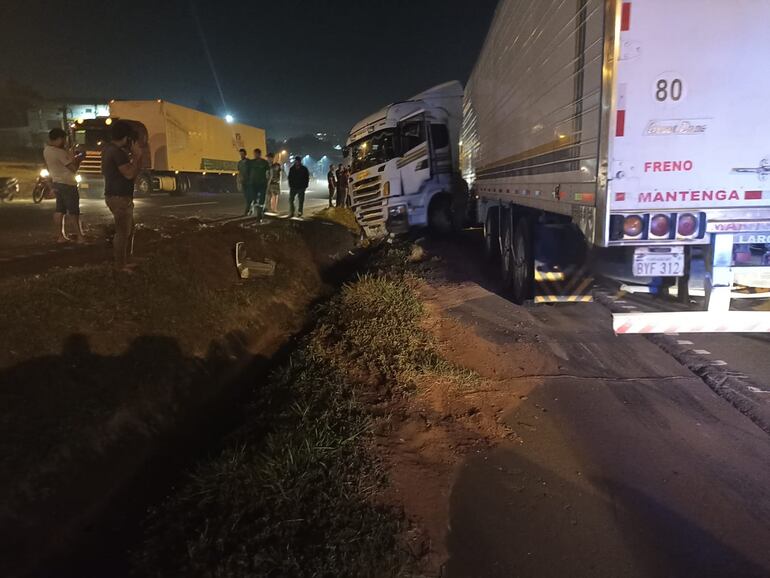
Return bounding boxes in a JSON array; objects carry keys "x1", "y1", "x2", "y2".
[
  {"x1": 0, "y1": 181, "x2": 331, "y2": 261},
  {"x1": 426, "y1": 234, "x2": 770, "y2": 577}
]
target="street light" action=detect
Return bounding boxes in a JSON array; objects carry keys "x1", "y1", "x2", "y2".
[{"x1": 225, "y1": 114, "x2": 234, "y2": 124}]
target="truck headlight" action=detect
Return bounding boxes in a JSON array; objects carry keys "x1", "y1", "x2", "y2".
[
  {"x1": 75, "y1": 174, "x2": 82, "y2": 183},
  {"x1": 389, "y1": 204, "x2": 407, "y2": 217},
  {"x1": 40, "y1": 168, "x2": 49, "y2": 178}
]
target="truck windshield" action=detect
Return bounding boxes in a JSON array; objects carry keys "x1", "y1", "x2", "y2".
[
  {"x1": 350, "y1": 129, "x2": 398, "y2": 172},
  {"x1": 74, "y1": 128, "x2": 111, "y2": 149}
]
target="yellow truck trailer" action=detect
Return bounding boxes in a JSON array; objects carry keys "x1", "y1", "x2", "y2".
[{"x1": 74, "y1": 100, "x2": 266, "y2": 195}]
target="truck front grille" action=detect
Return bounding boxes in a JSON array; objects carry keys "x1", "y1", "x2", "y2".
[
  {"x1": 350, "y1": 175, "x2": 385, "y2": 226},
  {"x1": 79, "y1": 151, "x2": 102, "y2": 174}
]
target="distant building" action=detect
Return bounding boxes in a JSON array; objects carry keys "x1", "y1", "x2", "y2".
[{"x1": 0, "y1": 98, "x2": 109, "y2": 159}]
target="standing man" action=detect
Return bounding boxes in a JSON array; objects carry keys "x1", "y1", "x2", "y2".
[
  {"x1": 101, "y1": 121, "x2": 143, "y2": 272},
  {"x1": 288, "y1": 156, "x2": 310, "y2": 218},
  {"x1": 266, "y1": 152, "x2": 282, "y2": 215},
  {"x1": 237, "y1": 148, "x2": 249, "y2": 197},
  {"x1": 327, "y1": 163, "x2": 337, "y2": 208},
  {"x1": 43, "y1": 128, "x2": 84, "y2": 243},
  {"x1": 248, "y1": 148, "x2": 271, "y2": 220},
  {"x1": 336, "y1": 164, "x2": 349, "y2": 208}
]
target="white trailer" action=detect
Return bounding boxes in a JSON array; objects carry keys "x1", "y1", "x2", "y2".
[
  {"x1": 345, "y1": 82, "x2": 467, "y2": 238},
  {"x1": 463, "y1": 0, "x2": 770, "y2": 333}
]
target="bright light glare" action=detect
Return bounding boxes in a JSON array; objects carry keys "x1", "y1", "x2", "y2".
[
  {"x1": 105, "y1": 118, "x2": 113, "y2": 125},
  {"x1": 225, "y1": 114, "x2": 234, "y2": 123},
  {"x1": 40, "y1": 169, "x2": 49, "y2": 178},
  {"x1": 75, "y1": 174, "x2": 82, "y2": 183}
]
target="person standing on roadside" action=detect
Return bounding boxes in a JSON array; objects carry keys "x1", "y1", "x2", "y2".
[
  {"x1": 237, "y1": 147, "x2": 249, "y2": 196},
  {"x1": 327, "y1": 164, "x2": 337, "y2": 208},
  {"x1": 288, "y1": 156, "x2": 310, "y2": 218},
  {"x1": 44, "y1": 128, "x2": 84, "y2": 243},
  {"x1": 266, "y1": 152, "x2": 282, "y2": 215},
  {"x1": 248, "y1": 148, "x2": 271, "y2": 220},
  {"x1": 101, "y1": 121, "x2": 143, "y2": 272},
  {"x1": 336, "y1": 164, "x2": 349, "y2": 208}
]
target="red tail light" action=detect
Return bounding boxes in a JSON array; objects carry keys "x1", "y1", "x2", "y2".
[
  {"x1": 650, "y1": 214, "x2": 670, "y2": 237},
  {"x1": 677, "y1": 213, "x2": 698, "y2": 237}
]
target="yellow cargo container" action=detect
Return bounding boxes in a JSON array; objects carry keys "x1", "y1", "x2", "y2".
[
  {"x1": 75, "y1": 100, "x2": 266, "y2": 195},
  {"x1": 109, "y1": 100, "x2": 266, "y2": 174}
]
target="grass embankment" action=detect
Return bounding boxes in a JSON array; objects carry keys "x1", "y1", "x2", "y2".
[
  {"x1": 134, "y1": 250, "x2": 462, "y2": 577},
  {"x1": 0, "y1": 220, "x2": 353, "y2": 574}
]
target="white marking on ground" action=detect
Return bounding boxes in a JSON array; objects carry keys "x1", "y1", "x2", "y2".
[
  {"x1": 677, "y1": 340, "x2": 694, "y2": 345},
  {"x1": 163, "y1": 201, "x2": 219, "y2": 209},
  {"x1": 693, "y1": 349, "x2": 711, "y2": 355},
  {"x1": 710, "y1": 360, "x2": 728, "y2": 366},
  {"x1": 748, "y1": 386, "x2": 770, "y2": 394}
]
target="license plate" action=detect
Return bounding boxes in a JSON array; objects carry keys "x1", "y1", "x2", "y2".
[{"x1": 633, "y1": 247, "x2": 685, "y2": 277}]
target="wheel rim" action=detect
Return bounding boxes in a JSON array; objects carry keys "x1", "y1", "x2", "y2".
[{"x1": 138, "y1": 178, "x2": 150, "y2": 194}]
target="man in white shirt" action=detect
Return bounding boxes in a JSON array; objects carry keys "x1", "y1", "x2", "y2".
[{"x1": 43, "y1": 128, "x2": 84, "y2": 243}]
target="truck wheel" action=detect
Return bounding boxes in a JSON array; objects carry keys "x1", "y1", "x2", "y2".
[
  {"x1": 501, "y1": 219, "x2": 515, "y2": 293},
  {"x1": 135, "y1": 173, "x2": 152, "y2": 197},
  {"x1": 484, "y1": 210, "x2": 500, "y2": 262},
  {"x1": 175, "y1": 175, "x2": 190, "y2": 194},
  {"x1": 511, "y1": 216, "x2": 534, "y2": 304},
  {"x1": 429, "y1": 194, "x2": 453, "y2": 235}
]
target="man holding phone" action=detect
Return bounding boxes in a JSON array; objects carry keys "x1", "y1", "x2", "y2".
[
  {"x1": 101, "y1": 121, "x2": 143, "y2": 272},
  {"x1": 43, "y1": 128, "x2": 84, "y2": 243}
]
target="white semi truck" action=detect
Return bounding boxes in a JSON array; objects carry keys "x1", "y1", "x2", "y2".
[
  {"x1": 463, "y1": 0, "x2": 770, "y2": 333},
  {"x1": 345, "y1": 82, "x2": 468, "y2": 238}
]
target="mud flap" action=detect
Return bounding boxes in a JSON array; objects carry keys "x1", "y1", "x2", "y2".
[{"x1": 534, "y1": 266, "x2": 595, "y2": 303}]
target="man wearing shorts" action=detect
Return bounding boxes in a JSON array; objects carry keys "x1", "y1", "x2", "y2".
[
  {"x1": 43, "y1": 128, "x2": 83, "y2": 243},
  {"x1": 101, "y1": 121, "x2": 143, "y2": 272}
]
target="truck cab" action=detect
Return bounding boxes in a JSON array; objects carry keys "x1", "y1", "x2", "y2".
[{"x1": 345, "y1": 81, "x2": 467, "y2": 238}]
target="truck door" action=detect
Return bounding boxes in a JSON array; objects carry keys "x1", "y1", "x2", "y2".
[{"x1": 398, "y1": 114, "x2": 431, "y2": 195}]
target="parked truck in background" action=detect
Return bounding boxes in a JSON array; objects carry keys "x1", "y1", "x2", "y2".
[
  {"x1": 73, "y1": 100, "x2": 266, "y2": 196},
  {"x1": 463, "y1": 0, "x2": 770, "y2": 333},
  {"x1": 345, "y1": 81, "x2": 468, "y2": 238}
]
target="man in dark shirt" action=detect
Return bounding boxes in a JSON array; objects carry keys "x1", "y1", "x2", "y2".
[
  {"x1": 288, "y1": 156, "x2": 310, "y2": 218},
  {"x1": 335, "y1": 165, "x2": 349, "y2": 208},
  {"x1": 101, "y1": 121, "x2": 143, "y2": 271},
  {"x1": 327, "y1": 164, "x2": 336, "y2": 208},
  {"x1": 248, "y1": 148, "x2": 271, "y2": 219}
]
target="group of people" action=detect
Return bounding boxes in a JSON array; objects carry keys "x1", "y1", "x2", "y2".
[
  {"x1": 326, "y1": 164, "x2": 351, "y2": 208},
  {"x1": 42, "y1": 122, "x2": 322, "y2": 275},
  {"x1": 237, "y1": 149, "x2": 310, "y2": 219},
  {"x1": 43, "y1": 121, "x2": 155, "y2": 273}
]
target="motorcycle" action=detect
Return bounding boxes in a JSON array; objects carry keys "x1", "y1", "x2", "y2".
[
  {"x1": 32, "y1": 169, "x2": 55, "y2": 204},
  {"x1": 0, "y1": 176, "x2": 19, "y2": 202}
]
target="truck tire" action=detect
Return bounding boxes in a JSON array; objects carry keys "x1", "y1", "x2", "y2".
[
  {"x1": 501, "y1": 216, "x2": 515, "y2": 293},
  {"x1": 511, "y1": 216, "x2": 534, "y2": 304},
  {"x1": 428, "y1": 194, "x2": 453, "y2": 235},
  {"x1": 135, "y1": 173, "x2": 152, "y2": 197},
  {"x1": 484, "y1": 209, "x2": 500, "y2": 262},
  {"x1": 175, "y1": 175, "x2": 190, "y2": 195}
]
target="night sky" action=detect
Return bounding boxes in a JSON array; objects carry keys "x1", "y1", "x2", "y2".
[{"x1": 0, "y1": 0, "x2": 497, "y2": 141}]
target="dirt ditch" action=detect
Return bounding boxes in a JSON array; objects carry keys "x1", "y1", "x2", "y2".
[{"x1": 0, "y1": 216, "x2": 360, "y2": 577}]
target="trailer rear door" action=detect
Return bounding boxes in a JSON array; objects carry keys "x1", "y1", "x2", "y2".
[{"x1": 608, "y1": 0, "x2": 770, "y2": 217}]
